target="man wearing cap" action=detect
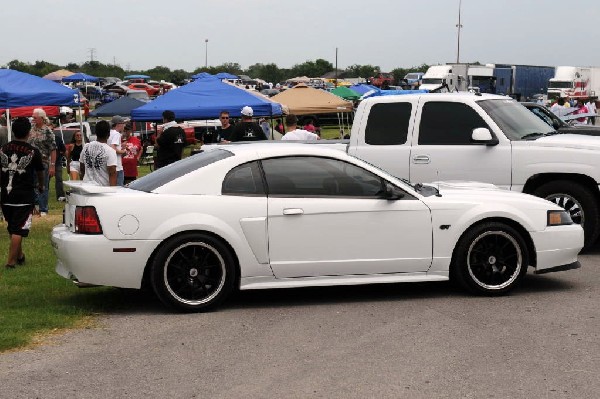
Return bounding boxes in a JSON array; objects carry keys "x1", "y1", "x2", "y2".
[
  {"x1": 155, "y1": 110, "x2": 186, "y2": 169},
  {"x1": 281, "y1": 114, "x2": 320, "y2": 141},
  {"x1": 229, "y1": 106, "x2": 268, "y2": 142},
  {"x1": 109, "y1": 115, "x2": 127, "y2": 186}
]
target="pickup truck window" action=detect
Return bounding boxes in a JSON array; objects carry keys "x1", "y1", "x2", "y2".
[
  {"x1": 365, "y1": 103, "x2": 411, "y2": 145},
  {"x1": 477, "y1": 99, "x2": 554, "y2": 140},
  {"x1": 418, "y1": 102, "x2": 488, "y2": 145}
]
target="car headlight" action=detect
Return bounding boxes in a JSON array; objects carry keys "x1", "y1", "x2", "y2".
[{"x1": 547, "y1": 210, "x2": 573, "y2": 226}]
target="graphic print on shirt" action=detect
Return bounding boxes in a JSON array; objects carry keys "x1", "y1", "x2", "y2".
[
  {"x1": 84, "y1": 145, "x2": 108, "y2": 170},
  {"x1": 1, "y1": 151, "x2": 33, "y2": 194}
]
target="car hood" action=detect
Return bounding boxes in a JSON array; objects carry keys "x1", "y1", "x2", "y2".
[
  {"x1": 421, "y1": 181, "x2": 560, "y2": 209},
  {"x1": 531, "y1": 134, "x2": 600, "y2": 150}
]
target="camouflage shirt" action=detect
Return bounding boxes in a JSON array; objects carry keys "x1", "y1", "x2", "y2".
[{"x1": 28, "y1": 124, "x2": 56, "y2": 164}]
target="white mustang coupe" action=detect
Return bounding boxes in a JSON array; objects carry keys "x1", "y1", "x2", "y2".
[{"x1": 52, "y1": 143, "x2": 583, "y2": 312}]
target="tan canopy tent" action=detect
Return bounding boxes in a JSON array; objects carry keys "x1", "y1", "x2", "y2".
[
  {"x1": 43, "y1": 69, "x2": 74, "y2": 82},
  {"x1": 270, "y1": 84, "x2": 353, "y2": 115}
]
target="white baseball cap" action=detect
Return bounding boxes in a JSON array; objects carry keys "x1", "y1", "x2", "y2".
[{"x1": 241, "y1": 106, "x2": 254, "y2": 116}]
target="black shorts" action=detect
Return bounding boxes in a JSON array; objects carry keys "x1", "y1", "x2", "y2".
[{"x1": 1, "y1": 204, "x2": 34, "y2": 237}]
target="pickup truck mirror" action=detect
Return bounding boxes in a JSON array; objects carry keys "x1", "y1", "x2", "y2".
[
  {"x1": 381, "y1": 183, "x2": 405, "y2": 200},
  {"x1": 471, "y1": 128, "x2": 499, "y2": 146}
]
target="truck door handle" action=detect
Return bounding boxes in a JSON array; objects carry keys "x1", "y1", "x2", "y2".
[
  {"x1": 283, "y1": 208, "x2": 304, "y2": 215},
  {"x1": 412, "y1": 155, "x2": 431, "y2": 164}
]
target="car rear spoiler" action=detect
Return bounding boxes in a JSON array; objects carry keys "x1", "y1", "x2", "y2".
[{"x1": 64, "y1": 181, "x2": 119, "y2": 194}]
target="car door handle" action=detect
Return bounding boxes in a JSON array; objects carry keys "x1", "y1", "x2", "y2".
[
  {"x1": 412, "y1": 155, "x2": 431, "y2": 164},
  {"x1": 283, "y1": 208, "x2": 304, "y2": 215}
]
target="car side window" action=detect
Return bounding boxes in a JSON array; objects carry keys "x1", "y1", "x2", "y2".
[
  {"x1": 261, "y1": 156, "x2": 384, "y2": 198},
  {"x1": 365, "y1": 102, "x2": 412, "y2": 145},
  {"x1": 222, "y1": 161, "x2": 265, "y2": 196},
  {"x1": 419, "y1": 102, "x2": 489, "y2": 145}
]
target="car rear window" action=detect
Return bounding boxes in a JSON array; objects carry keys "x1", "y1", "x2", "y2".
[{"x1": 128, "y1": 148, "x2": 233, "y2": 192}]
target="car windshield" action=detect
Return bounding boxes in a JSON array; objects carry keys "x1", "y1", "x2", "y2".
[
  {"x1": 548, "y1": 81, "x2": 572, "y2": 89},
  {"x1": 128, "y1": 149, "x2": 233, "y2": 192},
  {"x1": 477, "y1": 99, "x2": 554, "y2": 140}
]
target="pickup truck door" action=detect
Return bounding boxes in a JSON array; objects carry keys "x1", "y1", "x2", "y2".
[
  {"x1": 262, "y1": 156, "x2": 433, "y2": 278},
  {"x1": 409, "y1": 99, "x2": 512, "y2": 189}
]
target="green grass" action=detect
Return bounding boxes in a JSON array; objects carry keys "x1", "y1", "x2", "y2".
[{"x1": 0, "y1": 163, "x2": 156, "y2": 352}]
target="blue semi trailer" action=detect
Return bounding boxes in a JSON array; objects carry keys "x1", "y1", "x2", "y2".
[{"x1": 493, "y1": 64, "x2": 555, "y2": 101}]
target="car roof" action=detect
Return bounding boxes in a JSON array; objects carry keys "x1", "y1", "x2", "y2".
[{"x1": 361, "y1": 92, "x2": 511, "y2": 105}]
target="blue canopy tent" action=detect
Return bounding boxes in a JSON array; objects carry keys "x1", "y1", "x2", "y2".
[
  {"x1": 89, "y1": 97, "x2": 146, "y2": 117},
  {"x1": 348, "y1": 84, "x2": 379, "y2": 95},
  {"x1": 215, "y1": 72, "x2": 239, "y2": 80},
  {"x1": 131, "y1": 77, "x2": 283, "y2": 121},
  {"x1": 124, "y1": 74, "x2": 150, "y2": 80},
  {"x1": 190, "y1": 72, "x2": 213, "y2": 80},
  {"x1": 0, "y1": 69, "x2": 79, "y2": 108},
  {"x1": 62, "y1": 72, "x2": 99, "y2": 83},
  {"x1": 0, "y1": 69, "x2": 80, "y2": 140}
]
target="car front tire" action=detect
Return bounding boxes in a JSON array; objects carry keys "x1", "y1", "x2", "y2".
[
  {"x1": 452, "y1": 222, "x2": 528, "y2": 295},
  {"x1": 151, "y1": 233, "x2": 237, "y2": 312}
]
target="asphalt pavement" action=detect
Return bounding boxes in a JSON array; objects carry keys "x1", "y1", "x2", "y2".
[{"x1": 1, "y1": 253, "x2": 599, "y2": 399}]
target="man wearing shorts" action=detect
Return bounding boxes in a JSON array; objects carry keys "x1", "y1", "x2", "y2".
[{"x1": 0, "y1": 117, "x2": 44, "y2": 269}]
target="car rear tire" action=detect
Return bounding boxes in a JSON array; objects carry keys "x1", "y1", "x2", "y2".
[
  {"x1": 533, "y1": 180, "x2": 599, "y2": 249},
  {"x1": 150, "y1": 233, "x2": 237, "y2": 312},
  {"x1": 451, "y1": 222, "x2": 528, "y2": 295}
]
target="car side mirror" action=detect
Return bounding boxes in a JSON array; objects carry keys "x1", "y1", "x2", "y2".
[
  {"x1": 471, "y1": 128, "x2": 499, "y2": 146},
  {"x1": 381, "y1": 183, "x2": 405, "y2": 200}
]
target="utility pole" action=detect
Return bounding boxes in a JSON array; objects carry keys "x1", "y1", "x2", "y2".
[
  {"x1": 456, "y1": 0, "x2": 463, "y2": 63},
  {"x1": 88, "y1": 48, "x2": 96, "y2": 63},
  {"x1": 205, "y1": 39, "x2": 208, "y2": 68},
  {"x1": 335, "y1": 47, "x2": 338, "y2": 88}
]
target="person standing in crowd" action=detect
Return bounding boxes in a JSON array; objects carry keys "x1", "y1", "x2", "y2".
[
  {"x1": 229, "y1": 106, "x2": 267, "y2": 142},
  {"x1": 586, "y1": 97, "x2": 597, "y2": 125},
  {"x1": 550, "y1": 98, "x2": 567, "y2": 118},
  {"x1": 274, "y1": 118, "x2": 284, "y2": 135},
  {"x1": 79, "y1": 120, "x2": 117, "y2": 186},
  {"x1": 121, "y1": 124, "x2": 142, "y2": 184},
  {"x1": 303, "y1": 118, "x2": 316, "y2": 133},
  {"x1": 155, "y1": 110, "x2": 185, "y2": 169},
  {"x1": 66, "y1": 131, "x2": 84, "y2": 180},
  {"x1": 54, "y1": 130, "x2": 66, "y2": 201},
  {"x1": 574, "y1": 99, "x2": 589, "y2": 125},
  {"x1": 281, "y1": 114, "x2": 320, "y2": 141},
  {"x1": 109, "y1": 115, "x2": 127, "y2": 186},
  {"x1": 0, "y1": 117, "x2": 44, "y2": 269},
  {"x1": 28, "y1": 108, "x2": 56, "y2": 217},
  {"x1": 259, "y1": 118, "x2": 271, "y2": 139},
  {"x1": 218, "y1": 110, "x2": 234, "y2": 142},
  {"x1": 0, "y1": 116, "x2": 8, "y2": 147}
]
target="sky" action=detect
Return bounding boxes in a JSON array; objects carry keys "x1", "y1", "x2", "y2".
[{"x1": 2, "y1": 0, "x2": 600, "y2": 73}]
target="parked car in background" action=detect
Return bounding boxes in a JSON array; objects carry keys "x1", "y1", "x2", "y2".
[
  {"x1": 52, "y1": 143, "x2": 583, "y2": 312},
  {"x1": 125, "y1": 89, "x2": 151, "y2": 102},
  {"x1": 53, "y1": 121, "x2": 94, "y2": 144},
  {"x1": 523, "y1": 102, "x2": 600, "y2": 136},
  {"x1": 128, "y1": 83, "x2": 160, "y2": 96},
  {"x1": 105, "y1": 83, "x2": 130, "y2": 96},
  {"x1": 260, "y1": 88, "x2": 280, "y2": 97}
]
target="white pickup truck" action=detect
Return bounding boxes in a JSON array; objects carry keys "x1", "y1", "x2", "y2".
[{"x1": 346, "y1": 92, "x2": 600, "y2": 248}]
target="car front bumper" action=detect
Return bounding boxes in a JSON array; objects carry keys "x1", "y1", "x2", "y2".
[{"x1": 531, "y1": 225, "x2": 584, "y2": 273}]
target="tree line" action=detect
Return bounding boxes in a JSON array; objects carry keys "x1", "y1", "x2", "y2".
[{"x1": 5, "y1": 58, "x2": 430, "y2": 86}]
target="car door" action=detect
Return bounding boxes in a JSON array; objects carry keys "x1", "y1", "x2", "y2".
[
  {"x1": 263, "y1": 156, "x2": 433, "y2": 278},
  {"x1": 409, "y1": 100, "x2": 512, "y2": 190}
]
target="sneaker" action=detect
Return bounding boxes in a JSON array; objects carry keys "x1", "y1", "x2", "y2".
[
  {"x1": 57, "y1": 197, "x2": 66, "y2": 202},
  {"x1": 17, "y1": 254, "x2": 25, "y2": 265},
  {"x1": 40, "y1": 212, "x2": 48, "y2": 217}
]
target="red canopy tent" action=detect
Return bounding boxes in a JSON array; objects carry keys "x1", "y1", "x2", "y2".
[{"x1": 0, "y1": 105, "x2": 59, "y2": 118}]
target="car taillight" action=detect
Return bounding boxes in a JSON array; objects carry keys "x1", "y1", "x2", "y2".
[{"x1": 75, "y1": 206, "x2": 103, "y2": 234}]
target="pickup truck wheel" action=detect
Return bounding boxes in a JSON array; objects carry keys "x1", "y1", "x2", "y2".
[
  {"x1": 533, "y1": 181, "x2": 599, "y2": 249},
  {"x1": 452, "y1": 222, "x2": 528, "y2": 296}
]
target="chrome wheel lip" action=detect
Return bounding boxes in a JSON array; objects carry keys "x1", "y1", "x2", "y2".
[
  {"x1": 467, "y1": 230, "x2": 522, "y2": 291},
  {"x1": 545, "y1": 193, "x2": 584, "y2": 226},
  {"x1": 164, "y1": 241, "x2": 226, "y2": 306}
]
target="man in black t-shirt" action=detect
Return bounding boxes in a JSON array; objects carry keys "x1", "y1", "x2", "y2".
[
  {"x1": 0, "y1": 117, "x2": 44, "y2": 269},
  {"x1": 155, "y1": 110, "x2": 186, "y2": 169},
  {"x1": 217, "y1": 110, "x2": 234, "y2": 142},
  {"x1": 229, "y1": 106, "x2": 268, "y2": 142}
]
